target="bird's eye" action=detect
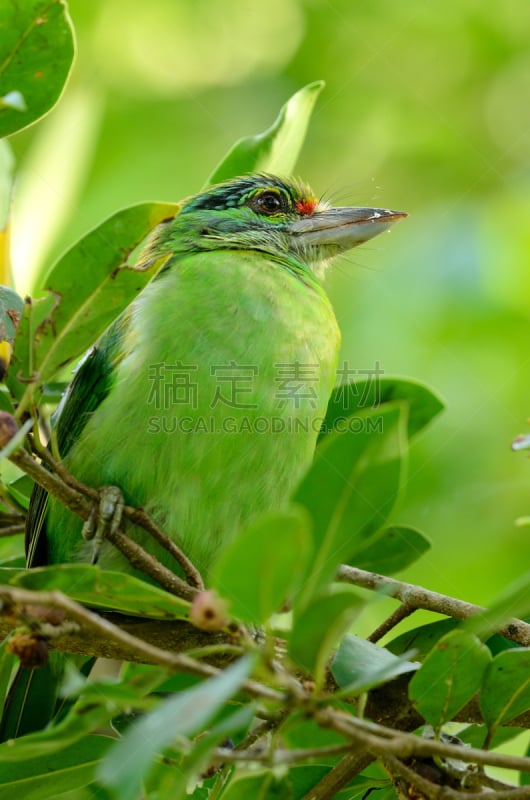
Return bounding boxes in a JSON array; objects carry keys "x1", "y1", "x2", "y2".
[{"x1": 255, "y1": 191, "x2": 283, "y2": 215}]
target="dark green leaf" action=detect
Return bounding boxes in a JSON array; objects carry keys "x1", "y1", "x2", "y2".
[
  {"x1": 289, "y1": 586, "x2": 363, "y2": 684},
  {"x1": 7, "y1": 202, "x2": 179, "y2": 400},
  {"x1": 7, "y1": 474, "x2": 34, "y2": 509},
  {"x1": 219, "y1": 773, "x2": 292, "y2": 800},
  {"x1": 0, "y1": 0, "x2": 75, "y2": 137},
  {"x1": 207, "y1": 81, "x2": 324, "y2": 185},
  {"x1": 409, "y1": 630, "x2": 491, "y2": 729},
  {"x1": 480, "y1": 648, "x2": 530, "y2": 730},
  {"x1": 10, "y1": 564, "x2": 189, "y2": 618},
  {"x1": 351, "y1": 524, "x2": 431, "y2": 574},
  {"x1": 332, "y1": 634, "x2": 419, "y2": 695},
  {"x1": 320, "y1": 377, "x2": 444, "y2": 442},
  {"x1": 0, "y1": 734, "x2": 112, "y2": 800},
  {"x1": 0, "y1": 679, "x2": 154, "y2": 761},
  {"x1": 387, "y1": 619, "x2": 459, "y2": 660},
  {"x1": 296, "y1": 404, "x2": 407, "y2": 602},
  {"x1": 0, "y1": 641, "x2": 16, "y2": 709},
  {"x1": 211, "y1": 507, "x2": 312, "y2": 623},
  {"x1": 98, "y1": 655, "x2": 254, "y2": 800}
]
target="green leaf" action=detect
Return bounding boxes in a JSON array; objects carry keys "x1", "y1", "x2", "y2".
[
  {"x1": 295, "y1": 404, "x2": 407, "y2": 602},
  {"x1": 219, "y1": 773, "x2": 291, "y2": 800},
  {"x1": 320, "y1": 377, "x2": 444, "y2": 442},
  {"x1": 0, "y1": 679, "x2": 155, "y2": 761},
  {"x1": 0, "y1": 640, "x2": 16, "y2": 709},
  {"x1": 0, "y1": 734, "x2": 112, "y2": 800},
  {"x1": 458, "y1": 723, "x2": 526, "y2": 750},
  {"x1": 408, "y1": 629, "x2": 491, "y2": 729},
  {"x1": 332, "y1": 634, "x2": 419, "y2": 695},
  {"x1": 351, "y1": 524, "x2": 431, "y2": 574},
  {"x1": 387, "y1": 618, "x2": 459, "y2": 660},
  {"x1": 0, "y1": 0, "x2": 75, "y2": 138},
  {"x1": 0, "y1": 140, "x2": 15, "y2": 234},
  {"x1": 289, "y1": 585, "x2": 363, "y2": 684},
  {"x1": 480, "y1": 649, "x2": 530, "y2": 731},
  {"x1": 0, "y1": 286, "x2": 23, "y2": 345},
  {"x1": 211, "y1": 507, "x2": 312, "y2": 623},
  {"x1": 98, "y1": 655, "x2": 254, "y2": 800},
  {"x1": 145, "y1": 704, "x2": 254, "y2": 800},
  {"x1": 207, "y1": 81, "x2": 324, "y2": 185},
  {"x1": 9, "y1": 564, "x2": 189, "y2": 618},
  {"x1": 6, "y1": 202, "x2": 179, "y2": 400}
]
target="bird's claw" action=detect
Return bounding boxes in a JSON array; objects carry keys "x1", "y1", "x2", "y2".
[{"x1": 82, "y1": 485, "x2": 124, "y2": 564}]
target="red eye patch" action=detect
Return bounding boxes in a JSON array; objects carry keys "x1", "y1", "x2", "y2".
[{"x1": 296, "y1": 197, "x2": 318, "y2": 215}]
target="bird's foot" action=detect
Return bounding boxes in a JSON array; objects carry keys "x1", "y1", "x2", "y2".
[{"x1": 82, "y1": 485, "x2": 124, "y2": 564}]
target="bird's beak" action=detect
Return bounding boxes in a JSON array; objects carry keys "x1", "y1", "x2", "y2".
[{"x1": 288, "y1": 206, "x2": 407, "y2": 250}]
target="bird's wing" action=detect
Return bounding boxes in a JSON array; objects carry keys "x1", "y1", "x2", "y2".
[{"x1": 26, "y1": 316, "x2": 127, "y2": 566}]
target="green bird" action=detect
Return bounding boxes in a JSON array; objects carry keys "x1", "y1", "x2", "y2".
[{"x1": 2, "y1": 174, "x2": 405, "y2": 738}]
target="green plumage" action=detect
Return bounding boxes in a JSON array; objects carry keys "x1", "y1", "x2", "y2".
[
  {"x1": 2, "y1": 173, "x2": 404, "y2": 740},
  {"x1": 46, "y1": 247, "x2": 339, "y2": 575}
]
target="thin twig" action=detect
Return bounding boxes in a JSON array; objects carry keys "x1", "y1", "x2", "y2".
[
  {"x1": 29, "y1": 432, "x2": 204, "y2": 590},
  {"x1": 300, "y1": 752, "x2": 374, "y2": 800},
  {"x1": 124, "y1": 506, "x2": 203, "y2": 589},
  {"x1": 368, "y1": 602, "x2": 415, "y2": 643},
  {"x1": 216, "y1": 742, "x2": 354, "y2": 766},
  {"x1": 338, "y1": 565, "x2": 530, "y2": 646},
  {"x1": 8, "y1": 446, "x2": 198, "y2": 601},
  {"x1": 316, "y1": 709, "x2": 530, "y2": 774},
  {"x1": 0, "y1": 524, "x2": 25, "y2": 537},
  {"x1": 384, "y1": 753, "x2": 530, "y2": 800}
]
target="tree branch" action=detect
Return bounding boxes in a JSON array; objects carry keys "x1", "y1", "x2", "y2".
[{"x1": 338, "y1": 565, "x2": 530, "y2": 646}]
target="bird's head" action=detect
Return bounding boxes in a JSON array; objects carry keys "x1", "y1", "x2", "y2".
[{"x1": 152, "y1": 174, "x2": 406, "y2": 277}]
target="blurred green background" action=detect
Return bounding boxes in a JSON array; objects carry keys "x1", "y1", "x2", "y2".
[{"x1": 8, "y1": 0, "x2": 530, "y2": 610}]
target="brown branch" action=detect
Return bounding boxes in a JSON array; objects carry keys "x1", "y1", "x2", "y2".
[
  {"x1": 0, "y1": 524, "x2": 25, "y2": 537},
  {"x1": 8, "y1": 445, "x2": 198, "y2": 601},
  {"x1": 383, "y1": 754, "x2": 530, "y2": 800},
  {"x1": 28, "y1": 432, "x2": 204, "y2": 591},
  {"x1": 300, "y1": 752, "x2": 375, "y2": 800},
  {"x1": 368, "y1": 602, "x2": 416, "y2": 643},
  {"x1": 338, "y1": 566, "x2": 530, "y2": 646},
  {"x1": 317, "y1": 709, "x2": 530, "y2": 773},
  {"x1": 0, "y1": 585, "x2": 282, "y2": 703}
]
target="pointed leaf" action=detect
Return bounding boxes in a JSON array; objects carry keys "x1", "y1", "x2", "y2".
[
  {"x1": 211, "y1": 507, "x2": 312, "y2": 623},
  {"x1": 0, "y1": 680, "x2": 155, "y2": 761},
  {"x1": 207, "y1": 81, "x2": 324, "y2": 185},
  {"x1": 9, "y1": 564, "x2": 189, "y2": 618},
  {"x1": 480, "y1": 649, "x2": 530, "y2": 731},
  {"x1": 387, "y1": 619, "x2": 459, "y2": 660},
  {"x1": 296, "y1": 404, "x2": 407, "y2": 602},
  {"x1": 98, "y1": 655, "x2": 254, "y2": 800},
  {"x1": 321, "y1": 377, "x2": 444, "y2": 442},
  {"x1": 0, "y1": 734, "x2": 111, "y2": 800},
  {"x1": 145, "y1": 704, "x2": 254, "y2": 799},
  {"x1": 409, "y1": 630, "x2": 491, "y2": 729},
  {"x1": 351, "y1": 524, "x2": 431, "y2": 574},
  {"x1": 7, "y1": 202, "x2": 179, "y2": 399},
  {"x1": 0, "y1": 0, "x2": 75, "y2": 138},
  {"x1": 289, "y1": 585, "x2": 363, "y2": 684},
  {"x1": 332, "y1": 634, "x2": 419, "y2": 695}
]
